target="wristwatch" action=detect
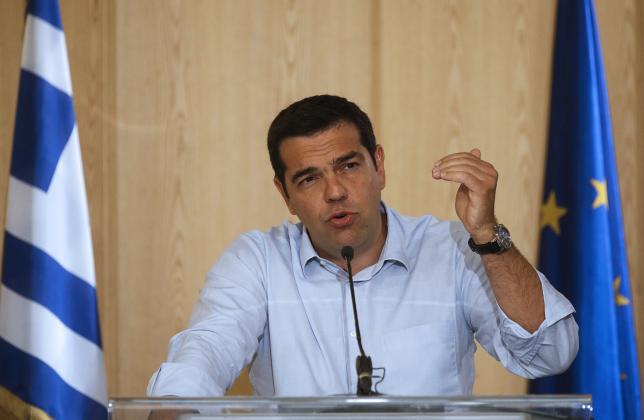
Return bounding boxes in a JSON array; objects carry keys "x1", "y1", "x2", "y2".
[{"x1": 468, "y1": 224, "x2": 513, "y2": 255}]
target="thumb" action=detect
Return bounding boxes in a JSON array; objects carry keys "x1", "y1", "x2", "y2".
[{"x1": 470, "y1": 148, "x2": 481, "y2": 159}]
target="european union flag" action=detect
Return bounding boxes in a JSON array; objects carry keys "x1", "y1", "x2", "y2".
[{"x1": 529, "y1": 1, "x2": 641, "y2": 419}]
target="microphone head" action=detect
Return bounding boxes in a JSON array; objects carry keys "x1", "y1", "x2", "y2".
[{"x1": 341, "y1": 246, "x2": 354, "y2": 261}]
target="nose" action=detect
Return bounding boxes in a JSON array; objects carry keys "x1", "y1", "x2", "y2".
[{"x1": 324, "y1": 174, "x2": 348, "y2": 202}]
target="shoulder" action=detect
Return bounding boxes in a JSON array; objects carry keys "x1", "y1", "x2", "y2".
[
  {"x1": 209, "y1": 220, "x2": 302, "y2": 273},
  {"x1": 233, "y1": 219, "x2": 303, "y2": 254}
]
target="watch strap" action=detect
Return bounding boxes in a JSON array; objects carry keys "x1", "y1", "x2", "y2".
[
  {"x1": 468, "y1": 237, "x2": 502, "y2": 254},
  {"x1": 468, "y1": 224, "x2": 512, "y2": 255}
]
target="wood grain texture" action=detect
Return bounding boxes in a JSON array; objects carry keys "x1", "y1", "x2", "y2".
[
  {"x1": 59, "y1": 0, "x2": 120, "y2": 396},
  {"x1": 0, "y1": 406, "x2": 18, "y2": 420},
  {"x1": 378, "y1": 0, "x2": 556, "y2": 394},
  {"x1": 0, "y1": 1, "x2": 26, "y2": 269},
  {"x1": 0, "y1": 0, "x2": 642, "y2": 400},
  {"x1": 112, "y1": 0, "x2": 376, "y2": 395}
]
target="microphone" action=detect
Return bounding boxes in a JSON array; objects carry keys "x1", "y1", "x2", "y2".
[
  {"x1": 340, "y1": 245, "x2": 354, "y2": 261},
  {"x1": 341, "y1": 246, "x2": 376, "y2": 396}
]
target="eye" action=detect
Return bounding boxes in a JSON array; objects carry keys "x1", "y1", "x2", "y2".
[
  {"x1": 299, "y1": 175, "x2": 317, "y2": 187},
  {"x1": 343, "y1": 161, "x2": 360, "y2": 171}
]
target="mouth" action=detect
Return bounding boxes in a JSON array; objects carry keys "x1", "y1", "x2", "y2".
[{"x1": 327, "y1": 211, "x2": 357, "y2": 228}]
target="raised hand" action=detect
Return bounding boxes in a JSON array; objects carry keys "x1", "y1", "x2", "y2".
[{"x1": 432, "y1": 148, "x2": 497, "y2": 243}]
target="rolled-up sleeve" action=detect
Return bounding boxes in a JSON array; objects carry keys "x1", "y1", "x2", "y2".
[
  {"x1": 492, "y1": 271, "x2": 579, "y2": 378},
  {"x1": 460, "y1": 244, "x2": 579, "y2": 379}
]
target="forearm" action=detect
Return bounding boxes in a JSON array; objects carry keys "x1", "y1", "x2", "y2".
[
  {"x1": 480, "y1": 246, "x2": 545, "y2": 333},
  {"x1": 147, "y1": 359, "x2": 226, "y2": 397}
]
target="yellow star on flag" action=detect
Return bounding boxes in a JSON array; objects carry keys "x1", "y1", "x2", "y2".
[
  {"x1": 540, "y1": 190, "x2": 567, "y2": 235},
  {"x1": 591, "y1": 178, "x2": 608, "y2": 209},
  {"x1": 614, "y1": 276, "x2": 630, "y2": 306}
]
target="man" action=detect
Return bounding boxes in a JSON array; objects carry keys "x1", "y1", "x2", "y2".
[{"x1": 148, "y1": 95, "x2": 578, "y2": 397}]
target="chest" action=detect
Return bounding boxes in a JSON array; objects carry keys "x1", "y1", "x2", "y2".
[{"x1": 262, "y1": 260, "x2": 466, "y2": 395}]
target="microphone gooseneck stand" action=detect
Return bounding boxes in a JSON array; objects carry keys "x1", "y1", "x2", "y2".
[{"x1": 341, "y1": 246, "x2": 377, "y2": 396}]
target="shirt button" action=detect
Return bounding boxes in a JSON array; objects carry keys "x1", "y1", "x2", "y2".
[{"x1": 350, "y1": 331, "x2": 356, "y2": 337}]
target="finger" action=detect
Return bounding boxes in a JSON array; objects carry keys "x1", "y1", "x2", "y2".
[
  {"x1": 437, "y1": 158, "x2": 497, "y2": 178},
  {"x1": 435, "y1": 151, "x2": 492, "y2": 169},
  {"x1": 432, "y1": 165, "x2": 442, "y2": 179},
  {"x1": 435, "y1": 148, "x2": 482, "y2": 162},
  {"x1": 435, "y1": 159, "x2": 497, "y2": 183},
  {"x1": 438, "y1": 167, "x2": 497, "y2": 193},
  {"x1": 437, "y1": 169, "x2": 488, "y2": 191},
  {"x1": 434, "y1": 152, "x2": 477, "y2": 166},
  {"x1": 437, "y1": 169, "x2": 495, "y2": 188}
]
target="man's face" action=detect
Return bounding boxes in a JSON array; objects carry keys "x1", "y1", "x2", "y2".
[{"x1": 274, "y1": 122, "x2": 386, "y2": 262}]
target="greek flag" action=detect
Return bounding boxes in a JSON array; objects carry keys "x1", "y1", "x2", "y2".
[
  {"x1": 0, "y1": 0, "x2": 107, "y2": 419},
  {"x1": 530, "y1": 1, "x2": 641, "y2": 419}
]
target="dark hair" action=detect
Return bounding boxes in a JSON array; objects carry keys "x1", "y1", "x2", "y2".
[{"x1": 267, "y1": 95, "x2": 377, "y2": 193}]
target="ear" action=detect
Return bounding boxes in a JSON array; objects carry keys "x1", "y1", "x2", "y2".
[
  {"x1": 375, "y1": 145, "x2": 386, "y2": 190},
  {"x1": 274, "y1": 177, "x2": 296, "y2": 215}
]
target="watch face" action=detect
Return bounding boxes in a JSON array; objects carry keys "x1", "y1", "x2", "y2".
[{"x1": 496, "y1": 225, "x2": 513, "y2": 249}]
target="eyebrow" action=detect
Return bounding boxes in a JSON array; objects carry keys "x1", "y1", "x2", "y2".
[
  {"x1": 331, "y1": 151, "x2": 362, "y2": 166},
  {"x1": 290, "y1": 151, "x2": 364, "y2": 184}
]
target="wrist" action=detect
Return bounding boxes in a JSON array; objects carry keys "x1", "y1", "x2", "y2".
[
  {"x1": 470, "y1": 223, "x2": 495, "y2": 244},
  {"x1": 468, "y1": 223, "x2": 513, "y2": 255}
]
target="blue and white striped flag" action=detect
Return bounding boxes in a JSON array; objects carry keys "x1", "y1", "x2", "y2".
[{"x1": 0, "y1": 1, "x2": 107, "y2": 418}]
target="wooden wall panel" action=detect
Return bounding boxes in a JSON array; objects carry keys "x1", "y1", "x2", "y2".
[
  {"x1": 112, "y1": 0, "x2": 376, "y2": 395},
  {"x1": 0, "y1": 0, "x2": 642, "y2": 401},
  {"x1": 58, "y1": 0, "x2": 120, "y2": 398},
  {"x1": 0, "y1": 1, "x2": 26, "y2": 276},
  {"x1": 378, "y1": 0, "x2": 556, "y2": 394},
  {"x1": 0, "y1": 9, "x2": 25, "y2": 414}
]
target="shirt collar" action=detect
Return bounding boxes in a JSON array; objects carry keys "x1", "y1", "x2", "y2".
[
  {"x1": 299, "y1": 225, "x2": 320, "y2": 274},
  {"x1": 378, "y1": 202, "x2": 410, "y2": 271},
  {"x1": 298, "y1": 202, "x2": 410, "y2": 277}
]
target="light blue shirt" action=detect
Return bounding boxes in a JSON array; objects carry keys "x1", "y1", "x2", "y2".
[{"x1": 148, "y1": 205, "x2": 578, "y2": 397}]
